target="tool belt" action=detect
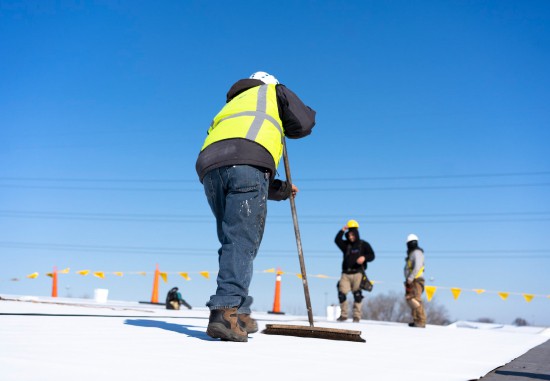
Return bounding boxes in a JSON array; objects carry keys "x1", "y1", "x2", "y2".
[
  {"x1": 359, "y1": 268, "x2": 373, "y2": 292},
  {"x1": 343, "y1": 269, "x2": 359, "y2": 274}
]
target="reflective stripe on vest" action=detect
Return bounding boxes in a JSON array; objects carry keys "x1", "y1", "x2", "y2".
[
  {"x1": 201, "y1": 84, "x2": 284, "y2": 167},
  {"x1": 407, "y1": 260, "x2": 425, "y2": 279}
]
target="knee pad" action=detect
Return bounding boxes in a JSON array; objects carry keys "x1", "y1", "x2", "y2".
[
  {"x1": 338, "y1": 292, "x2": 347, "y2": 303},
  {"x1": 353, "y1": 290, "x2": 363, "y2": 303}
]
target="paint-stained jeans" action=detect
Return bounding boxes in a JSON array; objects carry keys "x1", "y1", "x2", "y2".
[{"x1": 203, "y1": 165, "x2": 269, "y2": 312}]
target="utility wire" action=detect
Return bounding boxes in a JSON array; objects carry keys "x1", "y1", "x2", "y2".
[
  {"x1": 1, "y1": 170, "x2": 549, "y2": 183},
  {"x1": 0, "y1": 177, "x2": 196, "y2": 184},
  {"x1": 0, "y1": 241, "x2": 548, "y2": 259},
  {"x1": 1, "y1": 210, "x2": 549, "y2": 218},
  {"x1": 1, "y1": 210, "x2": 549, "y2": 224},
  {"x1": 1, "y1": 170, "x2": 549, "y2": 192},
  {"x1": 1, "y1": 182, "x2": 550, "y2": 192},
  {"x1": 300, "y1": 171, "x2": 550, "y2": 182},
  {"x1": 305, "y1": 183, "x2": 550, "y2": 192}
]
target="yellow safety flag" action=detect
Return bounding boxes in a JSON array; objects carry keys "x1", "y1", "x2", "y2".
[
  {"x1": 425, "y1": 285, "x2": 437, "y2": 301},
  {"x1": 295, "y1": 273, "x2": 303, "y2": 279},
  {"x1": 27, "y1": 272, "x2": 39, "y2": 279},
  {"x1": 473, "y1": 289, "x2": 486, "y2": 294},
  {"x1": 46, "y1": 272, "x2": 53, "y2": 278},
  {"x1": 199, "y1": 271, "x2": 210, "y2": 279},
  {"x1": 522, "y1": 294, "x2": 534, "y2": 303},
  {"x1": 179, "y1": 272, "x2": 190, "y2": 281},
  {"x1": 315, "y1": 274, "x2": 331, "y2": 279},
  {"x1": 498, "y1": 292, "x2": 509, "y2": 301},
  {"x1": 263, "y1": 268, "x2": 276, "y2": 273},
  {"x1": 93, "y1": 272, "x2": 105, "y2": 279},
  {"x1": 113, "y1": 272, "x2": 124, "y2": 277},
  {"x1": 77, "y1": 270, "x2": 90, "y2": 276},
  {"x1": 138, "y1": 272, "x2": 146, "y2": 276},
  {"x1": 160, "y1": 272, "x2": 168, "y2": 283},
  {"x1": 451, "y1": 288, "x2": 462, "y2": 300},
  {"x1": 59, "y1": 268, "x2": 70, "y2": 274}
]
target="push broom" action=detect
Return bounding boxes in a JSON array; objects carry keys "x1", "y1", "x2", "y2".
[{"x1": 262, "y1": 139, "x2": 366, "y2": 343}]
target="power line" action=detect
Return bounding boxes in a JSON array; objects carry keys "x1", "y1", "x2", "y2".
[
  {"x1": 2, "y1": 210, "x2": 549, "y2": 218},
  {"x1": 1, "y1": 170, "x2": 549, "y2": 192},
  {"x1": 1, "y1": 182, "x2": 550, "y2": 192},
  {"x1": 305, "y1": 183, "x2": 550, "y2": 192},
  {"x1": 300, "y1": 171, "x2": 550, "y2": 182},
  {"x1": 0, "y1": 184, "x2": 201, "y2": 192},
  {"x1": 0, "y1": 241, "x2": 548, "y2": 259},
  {"x1": 1, "y1": 210, "x2": 549, "y2": 224},
  {"x1": 1, "y1": 170, "x2": 549, "y2": 183},
  {"x1": 0, "y1": 177, "x2": 196, "y2": 184},
  {"x1": 0, "y1": 210, "x2": 550, "y2": 225}
]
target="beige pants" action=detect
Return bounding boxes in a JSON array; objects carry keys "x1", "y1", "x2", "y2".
[
  {"x1": 405, "y1": 278, "x2": 426, "y2": 326},
  {"x1": 338, "y1": 272, "x2": 363, "y2": 319}
]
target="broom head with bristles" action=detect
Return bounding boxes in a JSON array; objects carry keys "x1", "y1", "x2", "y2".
[{"x1": 262, "y1": 324, "x2": 366, "y2": 343}]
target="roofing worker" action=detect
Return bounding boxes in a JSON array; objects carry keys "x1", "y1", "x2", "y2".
[
  {"x1": 334, "y1": 220, "x2": 375, "y2": 322},
  {"x1": 196, "y1": 71, "x2": 316, "y2": 342},
  {"x1": 165, "y1": 287, "x2": 191, "y2": 310},
  {"x1": 404, "y1": 234, "x2": 426, "y2": 328}
]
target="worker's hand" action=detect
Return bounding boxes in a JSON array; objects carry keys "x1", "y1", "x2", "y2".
[
  {"x1": 342, "y1": 225, "x2": 348, "y2": 231},
  {"x1": 291, "y1": 184, "x2": 298, "y2": 198},
  {"x1": 356, "y1": 256, "x2": 366, "y2": 265}
]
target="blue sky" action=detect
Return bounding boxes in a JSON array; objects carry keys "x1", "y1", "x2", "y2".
[{"x1": 1, "y1": 0, "x2": 549, "y2": 325}]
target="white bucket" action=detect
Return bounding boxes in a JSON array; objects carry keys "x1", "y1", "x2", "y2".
[
  {"x1": 94, "y1": 288, "x2": 109, "y2": 303},
  {"x1": 326, "y1": 305, "x2": 341, "y2": 321}
]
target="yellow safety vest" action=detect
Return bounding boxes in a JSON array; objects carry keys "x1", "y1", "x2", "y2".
[
  {"x1": 201, "y1": 84, "x2": 284, "y2": 168},
  {"x1": 407, "y1": 258, "x2": 425, "y2": 279}
]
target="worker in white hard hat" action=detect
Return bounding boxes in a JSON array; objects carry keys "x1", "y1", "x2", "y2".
[
  {"x1": 404, "y1": 234, "x2": 426, "y2": 327},
  {"x1": 334, "y1": 220, "x2": 375, "y2": 322},
  {"x1": 196, "y1": 71, "x2": 316, "y2": 342}
]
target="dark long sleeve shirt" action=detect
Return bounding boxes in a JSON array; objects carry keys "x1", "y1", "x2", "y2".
[{"x1": 335, "y1": 230, "x2": 375, "y2": 273}]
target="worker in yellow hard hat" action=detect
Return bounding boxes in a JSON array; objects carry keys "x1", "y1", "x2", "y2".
[
  {"x1": 334, "y1": 220, "x2": 376, "y2": 322},
  {"x1": 347, "y1": 219, "x2": 359, "y2": 229}
]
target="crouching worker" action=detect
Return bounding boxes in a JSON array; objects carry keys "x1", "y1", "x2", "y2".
[{"x1": 166, "y1": 287, "x2": 192, "y2": 310}]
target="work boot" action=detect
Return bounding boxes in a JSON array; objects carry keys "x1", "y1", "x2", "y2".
[
  {"x1": 408, "y1": 322, "x2": 426, "y2": 328},
  {"x1": 207, "y1": 307, "x2": 248, "y2": 342},
  {"x1": 353, "y1": 317, "x2": 360, "y2": 323},
  {"x1": 337, "y1": 315, "x2": 347, "y2": 322},
  {"x1": 238, "y1": 314, "x2": 258, "y2": 334}
]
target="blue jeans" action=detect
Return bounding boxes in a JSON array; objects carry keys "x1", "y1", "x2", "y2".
[{"x1": 203, "y1": 165, "x2": 269, "y2": 313}]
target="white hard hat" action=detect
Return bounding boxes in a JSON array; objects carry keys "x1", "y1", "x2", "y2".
[
  {"x1": 406, "y1": 234, "x2": 419, "y2": 243},
  {"x1": 249, "y1": 71, "x2": 279, "y2": 85}
]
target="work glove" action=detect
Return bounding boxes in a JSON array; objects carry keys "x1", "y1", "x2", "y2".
[{"x1": 268, "y1": 179, "x2": 292, "y2": 201}]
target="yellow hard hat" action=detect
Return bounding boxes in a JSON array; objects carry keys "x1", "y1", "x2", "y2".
[{"x1": 347, "y1": 219, "x2": 359, "y2": 229}]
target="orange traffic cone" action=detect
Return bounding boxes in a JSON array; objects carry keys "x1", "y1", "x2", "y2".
[
  {"x1": 268, "y1": 268, "x2": 285, "y2": 315},
  {"x1": 51, "y1": 267, "x2": 58, "y2": 298},
  {"x1": 151, "y1": 264, "x2": 160, "y2": 303}
]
